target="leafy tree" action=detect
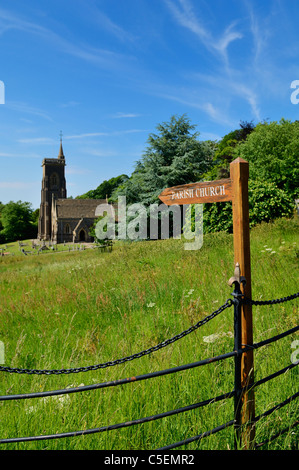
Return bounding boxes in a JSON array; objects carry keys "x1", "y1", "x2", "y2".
[
  {"x1": 0, "y1": 200, "x2": 37, "y2": 242},
  {"x1": 31, "y1": 208, "x2": 40, "y2": 226},
  {"x1": 203, "y1": 180, "x2": 295, "y2": 233},
  {"x1": 233, "y1": 119, "x2": 299, "y2": 199},
  {"x1": 0, "y1": 202, "x2": 4, "y2": 243},
  {"x1": 77, "y1": 174, "x2": 129, "y2": 200},
  {"x1": 203, "y1": 120, "x2": 255, "y2": 180},
  {"x1": 112, "y1": 114, "x2": 214, "y2": 205}
]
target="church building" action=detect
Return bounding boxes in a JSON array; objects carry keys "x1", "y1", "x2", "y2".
[{"x1": 37, "y1": 140, "x2": 107, "y2": 243}]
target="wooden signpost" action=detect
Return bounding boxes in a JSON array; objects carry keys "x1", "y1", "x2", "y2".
[{"x1": 159, "y1": 157, "x2": 255, "y2": 448}]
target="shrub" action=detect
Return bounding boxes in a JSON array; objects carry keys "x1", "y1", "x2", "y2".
[{"x1": 203, "y1": 180, "x2": 295, "y2": 233}]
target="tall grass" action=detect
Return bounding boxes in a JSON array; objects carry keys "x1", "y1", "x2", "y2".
[{"x1": 0, "y1": 217, "x2": 298, "y2": 450}]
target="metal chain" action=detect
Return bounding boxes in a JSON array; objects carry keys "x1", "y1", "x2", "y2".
[
  {"x1": 242, "y1": 291, "x2": 299, "y2": 306},
  {"x1": 0, "y1": 299, "x2": 233, "y2": 375}
]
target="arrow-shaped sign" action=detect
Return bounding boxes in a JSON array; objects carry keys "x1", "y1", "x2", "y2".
[{"x1": 158, "y1": 178, "x2": 233, "y2": 205}]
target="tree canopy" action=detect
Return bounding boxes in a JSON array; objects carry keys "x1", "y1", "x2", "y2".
[
  {"x1": 0, "y1": 200, "x2": 38, "y2": 242},
  {"x1": 233, "y1": 118, "x2": 299, "y2": 199},
  {"x1": 112, "y1": 114, "x2": 214, "y2": 205},
  {"x1": 203, "y1": 120, "x2": 255, "y2": 180},
  {"x1": 77, "y1": 174, "x2": 129, "y2": 200}
]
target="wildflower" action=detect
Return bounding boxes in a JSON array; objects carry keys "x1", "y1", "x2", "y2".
[
  {"x1": 26, "y1": 406, "x2": 35, "y2": 414},
  {"x1": 147, "y1": 302, "x2": 156, "y2": 308},
  {"x1": 185, "y1": 289, "x2": 195, "y2": 298},
  {"x1": 203, "y1": 332, "x2": 233, "y2": 343}
]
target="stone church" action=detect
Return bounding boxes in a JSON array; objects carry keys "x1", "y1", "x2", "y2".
[{"x1": 37, "y1": 140, "x2": 107, "y2": 243}]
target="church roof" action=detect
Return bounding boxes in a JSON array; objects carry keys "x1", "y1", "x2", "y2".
[{"x1": 55, "y1": 198, "x2": 107, "y2": 219}]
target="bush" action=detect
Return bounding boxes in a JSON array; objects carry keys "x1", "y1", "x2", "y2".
[
  {"x1": 0, "y1": 200, "x2": 38, "y2": 242},
  {"x1": 203, "y1": 180, "x2": 295, "y2": 233}
]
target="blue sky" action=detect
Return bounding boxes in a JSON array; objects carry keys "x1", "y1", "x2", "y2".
[{"x1": 0, "y1": 0, "x2": 298, "y2": 209}]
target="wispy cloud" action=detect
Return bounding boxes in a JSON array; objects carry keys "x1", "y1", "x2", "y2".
[
  {"x1": 66, "y1": 166, "x2": 91, "y2": 175},
  {"x1": 83, "y1": 5, "x2": 137, "y2": 44},
  {"x1": 65, "y1": 129, "x2": 147, "y2": 140},
  {"x1": 179, "y1": 96, "x2": 234, "y2": 126},
  {"x1": 0, "y1": 152, "x2": 40, "y2": 159},
  {"x1": 6, "y1": 101, "x2": 53, "y2": 121},
  {"x1": 165, "y1": 0, "x2": 243, "y2": 65},
  {"x1": 17, "y1": 137, "x2": 55, "y2": 144},
  {"x1": 59, "y1": 101, "x2": 80, "y2": 108},
  {"x1": 163, "y1": 0, "x2": 263, "y2": 122},
  {"x1": 0, "y1": 8, "x2": 135, "y2": 70},
  {"x1": 110, "y1": 112, "x2": 142, "y2": 119},
  {"x1": 0, "y1": 181, "x2": 38, "y2": 189}
]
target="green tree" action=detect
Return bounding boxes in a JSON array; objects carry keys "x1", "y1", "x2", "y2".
[
  {"x1": 203, "y1": 180, "x2": 295, "y2": 233},
  {"x1": 0, "y1": 202, "x2": 4, "y2": 243},
  {"x1": 112, "y1": 114, "x2": 214, "y2": 205},
  {"x1": 233, "y1": 119, "x2": 299, "y2": 199},
  {"x1": 203, "y1": 120, "x2": 255, "y2": 180},
  {"x1": 77, "y1": 174, "x2": 129, "y2": 200},
  {"x1": 0, "y1": 200, "x2": 37, "y2": 242}
]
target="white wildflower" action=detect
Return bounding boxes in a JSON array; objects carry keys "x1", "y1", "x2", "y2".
[{"x1": 203, "y1": 332, "x2": 233, "y2": 343}]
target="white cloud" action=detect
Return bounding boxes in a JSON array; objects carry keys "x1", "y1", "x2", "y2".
[
  {"x1": 65, "y1": 166, "x2": 91, "y2": 175},
  {"x1": 17, "y1": 137, "x2": 55, "y2": 144},
  {"x1": 6, "y1": 101, "x2": 53, "y2": 121},
  {"x1": 111, "y1": 112, "x2": 142, "y2": 119},
  {"x1": 59, "y1": 101, "x2": 80, "y2": 108},
  {"x1": 65, "y1": 129, "x2": 147, "y2": 140},
  {"x1": 0, "y1": 8, "x2": 135, "y2": 71},
  {"x1": 0, "y1": 152, "x2": 40, "y2": 159},
  {"x1": 0, "y1": 181, "x2": 38, "y2": 189},
  {"x1": 83, "y1": 6, "x2": 137, "y2": 44},
  {"x1": 165, "y1": 0, "x2": 243, "y2": 64}
]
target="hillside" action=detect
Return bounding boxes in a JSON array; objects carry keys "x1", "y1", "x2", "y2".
[{"x1": 0, "y1": 217, "x2": 298, "y2": 450}]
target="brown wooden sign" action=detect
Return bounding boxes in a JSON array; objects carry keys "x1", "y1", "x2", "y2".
[
  {"x1": 158, "y1": 178, "x2": 233, "y2": 205},
  {"x1": 159, "y1": 157, "x2": 255, "y2": 448}
]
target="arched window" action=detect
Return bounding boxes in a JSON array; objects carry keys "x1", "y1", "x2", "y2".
[
  {"x1": 65, "y1": 223, "x2": 70, "y2": 234},
  {"x1": 50, "y1": 173, "x2": 59, "y2": 189}
]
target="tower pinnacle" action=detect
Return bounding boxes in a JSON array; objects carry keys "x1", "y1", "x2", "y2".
[{"x1": 58, "y1": 131, "x2": 65, "y2": 160}]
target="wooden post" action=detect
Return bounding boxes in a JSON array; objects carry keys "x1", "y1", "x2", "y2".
[
  {"x1": 230, "y1": 157, "x2": 255, "y2": 448},
  {"x1": 159, "y1": 158, "x2": 255, "y2": 448}
]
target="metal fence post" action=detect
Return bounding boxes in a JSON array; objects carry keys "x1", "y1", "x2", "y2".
[{"x1": 229, "y1": 264, "x2": 244, "y2": 449}]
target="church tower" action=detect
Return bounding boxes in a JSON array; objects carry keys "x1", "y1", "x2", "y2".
[{"x1": 37, "y1": 137, "x2": 67, "y2": 240}]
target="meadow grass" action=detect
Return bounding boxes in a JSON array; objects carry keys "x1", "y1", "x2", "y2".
[{"x1": 0, "y1": 217, "x2": 298, "y2": 450}]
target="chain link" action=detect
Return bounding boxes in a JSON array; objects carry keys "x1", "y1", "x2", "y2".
[
  {"x1": 0, "y1": 299, "x2": 233, "y2": 375},
  {"x1": 243, "y1": 291, "x2": 299, "y2": 306}
]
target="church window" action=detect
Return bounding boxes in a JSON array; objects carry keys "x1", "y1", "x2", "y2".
[
  {"x1": 50, "y1": 173, "x2": 59, "y2": 189},
  {"x1": 65, "y1": 223, "x2": 70, "y2": 234}
]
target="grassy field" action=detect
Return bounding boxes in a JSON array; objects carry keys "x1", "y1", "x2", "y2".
[{"x1": 0, "y1": 217, "x2": 298, "y2": 450}]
